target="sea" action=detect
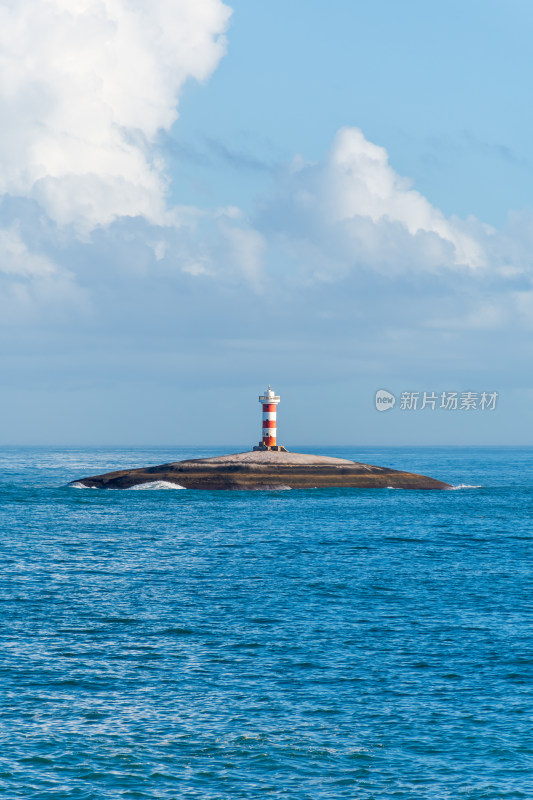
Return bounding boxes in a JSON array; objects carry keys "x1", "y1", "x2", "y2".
[{"x1": 1, "y1": 445, "x2": 532, "y2": 799}]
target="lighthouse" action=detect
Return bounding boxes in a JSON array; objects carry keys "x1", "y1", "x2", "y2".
[{"x1": 253, "y1": 385, "x2": 287, "y2": 452}]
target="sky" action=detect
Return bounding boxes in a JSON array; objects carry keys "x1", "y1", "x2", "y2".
[{"x1": 1, "y1": 0, "x2": 533, "y2": 447}]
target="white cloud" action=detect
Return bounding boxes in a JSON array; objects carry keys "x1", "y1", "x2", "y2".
[
  {"x1": 216, "y1": 214, "x2": 266, "y2": 290},
  {"x1": 0, "y1": 0, "x2": 231, "y2": 231},
  {"x1": 327, "y1": 128, "x2": 482, "y2": 258},
  {"x1": 0, "y1": 225, "x2": 87, "y2": 323},
  {"x1": 261, "y1": 127, "x2": 488, "y2": 276},
  {"x1": 0, "y1": 226, "x2": 57, "y2": 278}
]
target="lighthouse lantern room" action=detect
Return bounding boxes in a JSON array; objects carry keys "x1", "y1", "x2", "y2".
[{"x1": 253, "y1": 385, "x2": 287, "y2": 452}]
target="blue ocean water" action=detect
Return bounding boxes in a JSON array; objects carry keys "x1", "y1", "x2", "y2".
[{"x1": 1, "y1": 445, "x2": 532, "y2": 799}]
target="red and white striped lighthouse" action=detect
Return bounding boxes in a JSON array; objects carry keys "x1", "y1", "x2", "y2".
[{"x1": 253, "y1": 386, "x2": 287, "y2": 451}]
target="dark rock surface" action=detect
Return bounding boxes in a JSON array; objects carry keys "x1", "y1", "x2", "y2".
[{"x1": 71, "y1": 450, "x2": 451, "y2": 490}]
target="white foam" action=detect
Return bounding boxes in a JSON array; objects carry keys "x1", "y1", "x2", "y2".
[
  {"x1": 251, "y1": 484, "x2": 292, "y2": 491},
  {"x1": 128, "y1": 480, "x2": 186, "y2": 490},
  {"x1": 449, "y1": 484, "x2": 483, "y2": 490},
  {"x1": 70, "y1": 481, "x2": 95, "y2": 489}
]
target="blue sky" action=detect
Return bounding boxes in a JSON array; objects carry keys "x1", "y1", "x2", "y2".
[
  {"x1": 0, "y1": 0, "x2": 532, "y2": 446},
  {"x1": 174, "y1": 0, "x2": 533, "y2": 224}
]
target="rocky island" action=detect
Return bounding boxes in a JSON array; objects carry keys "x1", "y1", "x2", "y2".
[
  {"x1": 72, "y1": 388, "x2": 451, "y2": 490},
  {"x1": 71, "y1": 449, "x2": 451, "y2": 490}
]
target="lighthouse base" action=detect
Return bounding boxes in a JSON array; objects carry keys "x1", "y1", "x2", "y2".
[{"x1": 253, "y1": 443, "x2": 288, "y2": 452}]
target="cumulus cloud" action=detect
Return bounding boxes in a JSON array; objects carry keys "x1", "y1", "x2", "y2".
[
  {"x1": 259, "y1": 127, "x2": 489, "y2": 278},
  {"x1": 0, "y1": 0, "x2": 231, "y2": 230},
  {"x1": 240, "y1": 126, "x2": 533, "y2": 343},
  {"x1": 326, "y1": 128, "x2": 486, "y2": 267}
]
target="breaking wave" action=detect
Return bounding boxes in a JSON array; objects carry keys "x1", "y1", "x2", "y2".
[
  {"x1": 70, "y1": 482, "x2": 96, "y2": 489},
  {"x1": 449, "y1": 484, "x2": 483, "y2": 490},
  {"x1": 253, "y1": 484, "x2": 292, "y2": 491},
  {"x1": 128, "y1": 481, "x2": 187, "y2": 490}
]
